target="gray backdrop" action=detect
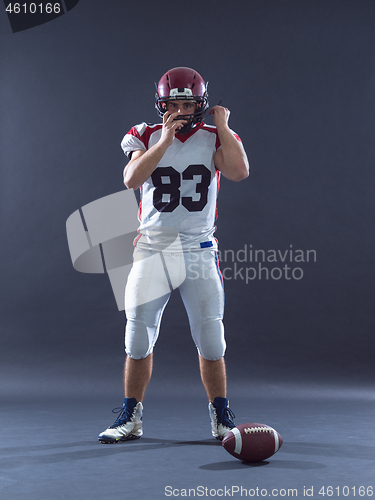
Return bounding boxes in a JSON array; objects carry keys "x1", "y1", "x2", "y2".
[{"x1": 1, "y1": 0, "x2": 374, "y2": 398}]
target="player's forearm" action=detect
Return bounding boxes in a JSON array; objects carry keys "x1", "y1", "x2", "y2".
[
  {"x1": 123, "y1": 142, "x2": 169, "y2": 190},
  {"x1": 216, "y1": 125, "x2": 249, "y2": 182}
]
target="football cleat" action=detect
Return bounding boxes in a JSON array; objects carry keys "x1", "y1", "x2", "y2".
[
  {"x1": 208, "y1": 397, "x2": 236, "y2": 441},
  {"x1": 98, "y1": 397, "x2": 143, "y2": 444}
]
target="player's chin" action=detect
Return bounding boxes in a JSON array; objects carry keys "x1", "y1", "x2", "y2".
[{"x1": 175, "y1": 123, "x2": 187, "y2": 131}]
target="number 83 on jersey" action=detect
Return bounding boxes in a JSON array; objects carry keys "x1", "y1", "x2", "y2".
[{"x1": 152, "y1": 164, "x2": 211, "y2": 213}]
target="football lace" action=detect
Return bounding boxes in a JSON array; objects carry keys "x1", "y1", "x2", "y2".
[{"x1": 243, "y1": 426, "x2": 272, "y2": 434}]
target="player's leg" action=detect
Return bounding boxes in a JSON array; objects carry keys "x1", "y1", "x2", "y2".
[
  {"x1": 198, "y1": 355, "x2": 226, "y2": 401},
  {"x1": 179, "y1": 250, "x2": 235, "y2": 440},
  {"x1": 98, "y1": 248, "x2": 171, "y2": 443},
  {"x1": 124, "y1": 246, "x2": 173, "y2": 395},
  {"x1": 199, "y1": 355, "x2": 234, "y2": 440},
  {"x1": 179, "y1": 250, "x2": 226, "y2": 362},
  {"x1": 124, "y1": 352, "x2": 153, "y2": 402}
]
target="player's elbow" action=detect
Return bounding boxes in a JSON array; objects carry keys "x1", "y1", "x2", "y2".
[
  {"x1": 123, "y1": 175, "x2": 140, "y2": 190},
  {"x1": 123, "y1": 172, "x2": 132, "y2": 189},
  {"x1": 123, "y1": 165, "x2": 140, "y2": 190},
  {"x1": 231, "y1": 162, "x2": 250, "y2": 182},
  {"x1": 237, "y1": 166, "x2": 250, "y2": 181}
]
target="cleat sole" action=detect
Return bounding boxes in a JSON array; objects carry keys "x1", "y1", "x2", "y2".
[{"x1": 98, "y1": 434, "x2": 142, "y2": 444}]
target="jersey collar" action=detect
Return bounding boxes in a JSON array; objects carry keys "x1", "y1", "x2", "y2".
[{"x1": 174, "y1": 122, "x2": 205, "y2": 143}]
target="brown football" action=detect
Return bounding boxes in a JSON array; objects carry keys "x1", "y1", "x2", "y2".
[{"x1": 222, "y1": 423, "x2": 283, "y2": 462}]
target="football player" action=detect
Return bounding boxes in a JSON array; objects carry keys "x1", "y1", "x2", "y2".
[{"x1": 98, "y1": 67, "x2": 249, "y2": 444}]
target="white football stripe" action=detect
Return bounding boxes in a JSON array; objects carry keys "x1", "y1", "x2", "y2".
[
  {"x1": 269, "y1": 427, "x2": 279, "y2": 452},
  {"x1": 232, "y1": 427, "x2": 242, "y2": 455}
]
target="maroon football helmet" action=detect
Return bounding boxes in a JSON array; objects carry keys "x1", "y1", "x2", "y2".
[{"x1": 155, "y1": 67, "x2": 209, "y2": 133}]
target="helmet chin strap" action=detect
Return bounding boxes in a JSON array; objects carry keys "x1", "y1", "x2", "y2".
[{"x1": 173, "y1": 100, "x2": 222, "y2": 134}]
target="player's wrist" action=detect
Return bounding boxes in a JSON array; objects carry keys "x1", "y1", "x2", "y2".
[
  {"x1": 158, "y1": 132, "x2": 174, "y2": 148},
  {"x1": 215, "y1": 122, "x2": 231, "y2": 134}
]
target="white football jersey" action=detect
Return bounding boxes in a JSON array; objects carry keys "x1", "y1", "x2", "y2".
[{"x1": 121, "y1": 122, "x2": 240, "y2": 252}]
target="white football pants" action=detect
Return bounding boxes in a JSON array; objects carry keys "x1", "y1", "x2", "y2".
[{"x1": 124, "y1": 248, "x2": 226, "y2": 361}]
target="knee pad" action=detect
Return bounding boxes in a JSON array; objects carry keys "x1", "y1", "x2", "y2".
[
  {"x1": 195, "y1": 318, "x2": 226, "y2": 361},
  {"x1": 125, "y1": 319, "x2": 155, "y2": 360},
  {"x1": 124, "y1": 293, "x2": 168, "y2": 359}
]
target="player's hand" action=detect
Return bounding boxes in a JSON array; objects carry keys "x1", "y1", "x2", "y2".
[
  {"x1": 160, "y1": 111, "x2": 187, "y2": 146},
  {"x1": 209, "y1": 105, "x2": 230, "y2": 129}
]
